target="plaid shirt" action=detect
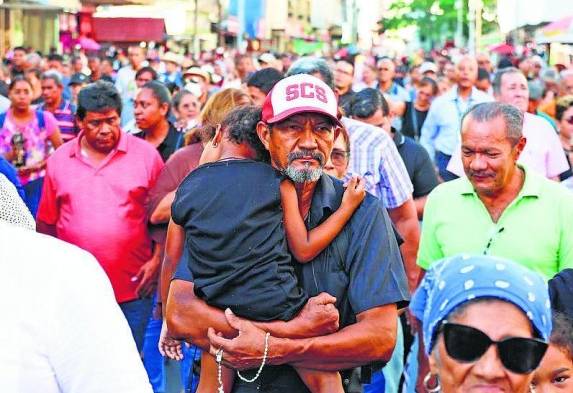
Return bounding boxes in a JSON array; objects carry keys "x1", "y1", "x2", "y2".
[{"x1": 342, "y1": 117, "x2": 413, "y2": 209}]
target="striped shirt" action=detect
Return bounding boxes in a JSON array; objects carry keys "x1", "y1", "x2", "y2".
[
  {"x1": 40, "y1": 100, "x2": 77, "y2": 142},
  {"x1": 342, "y1": 117, "x2": 413, "y2": 209}
]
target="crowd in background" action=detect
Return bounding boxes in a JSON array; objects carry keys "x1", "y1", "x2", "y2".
[{"x1": 2, "y1": 42, "x2": 573, "y2": 393}]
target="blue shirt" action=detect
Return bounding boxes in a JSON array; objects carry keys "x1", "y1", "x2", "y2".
[
  {"x1": 420, "y1": 86, "x2": 493, "y2": 158},
  {"x1": 380, "y1": 82, "x2": 411, "y2": 131},
  {"x1": 0, "y1": 156, "x2": 25, "y2": 201}
]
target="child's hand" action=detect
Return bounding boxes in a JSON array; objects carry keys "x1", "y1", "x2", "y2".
[
  {"x1": 158, "y1": 319, "x2": 184, "y2": 361},
  {"x1": 341, "y1": 176, "x2": 365, "y2": 209}
]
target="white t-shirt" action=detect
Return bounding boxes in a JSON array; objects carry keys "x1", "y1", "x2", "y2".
[{"x1": 0, "y1": 223, "x2": 153, "y2": 393}]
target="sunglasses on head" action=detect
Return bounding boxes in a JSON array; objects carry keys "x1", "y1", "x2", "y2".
[{"x1": 440, "y1": 322, "x2": 547, "y2": 374}]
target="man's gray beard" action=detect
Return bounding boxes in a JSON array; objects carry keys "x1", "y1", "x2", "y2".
[{"x1": 284, "y1": 164, "x2": 323, "y2": 183}]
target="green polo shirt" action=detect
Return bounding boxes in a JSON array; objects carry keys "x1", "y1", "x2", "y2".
[{"x1": 418, "y1": 166, "x2": 573, "y2": 280}]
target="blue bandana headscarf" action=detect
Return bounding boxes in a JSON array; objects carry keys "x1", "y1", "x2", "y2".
[{"x1": 410, "y1": 254, "x2": 552, "y2": 355}]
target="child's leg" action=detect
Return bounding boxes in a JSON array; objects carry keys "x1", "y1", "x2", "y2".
[
  {"x1": 196, "y1": 352, "x2": 235, "y2": 393},
  {"x1": 294, "y1": 366, "x2": 344, "y2": 393}
]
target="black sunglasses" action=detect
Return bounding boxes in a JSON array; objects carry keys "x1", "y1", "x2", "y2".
[{"x1": 441, "y1": 322, "x2": 547, "y2": 374}]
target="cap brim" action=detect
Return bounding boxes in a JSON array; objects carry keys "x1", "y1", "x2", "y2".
[{"x1": 265, "y1": 106, "x2": 342, "y2": 128}]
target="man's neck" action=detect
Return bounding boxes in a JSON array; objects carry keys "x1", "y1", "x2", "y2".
[
  {"x1": 336, "y1": 85, "x2": 351, "y2": 96},
  {"x1": 477, "y1": 167, "x2": 524, "y2": 223},
  {"x1": 80, "y1": 135, "x2": 111, "y2": 165},
  {"x1": 294, "y1": 181, "x2": 318, "y2": 219},
  {"x1": 457, "y1": 85, "x2": 473, "y2": 100},
  {"x1": 414, "y1": 99, "x2": 430, "y2": 111},
  {"x1": 380, "y1": 80, "x2": 393, "y2": 92},
  {"x1": 144, "y1": 119, "x2": 169, "y2": 145},
  {"x1": 45, "y1": 97, "x2": 62, "y2": 113}
]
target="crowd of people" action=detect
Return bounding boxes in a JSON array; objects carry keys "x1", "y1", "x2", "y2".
[{"x1": 1, "y1": 43, "x2": 573, "y2": 393}]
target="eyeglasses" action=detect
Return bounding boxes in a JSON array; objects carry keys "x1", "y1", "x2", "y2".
[
  {"x1": 440, "y1": 322, "x2": 547, "y2": 374},
  {"x1": 331, "y1": 149, "x2": 350, "y2": 166}
]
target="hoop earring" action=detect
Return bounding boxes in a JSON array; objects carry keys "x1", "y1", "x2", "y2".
[{"x1": 423, "y1": 372, "x2": 441, "y2": 393}]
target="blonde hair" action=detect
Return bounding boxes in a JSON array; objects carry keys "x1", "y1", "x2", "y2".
[{"x1": 185, "y1": 88, "x2": 252, "y2": 145}]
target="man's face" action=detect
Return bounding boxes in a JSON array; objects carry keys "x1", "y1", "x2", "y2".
[
  {"x1": 362, "y1": 66, "x2": 376, "y2": 84},
  {"x1": 355, "y1": 108, "x2": 389, "y2": 130},
  {"x1": 562, "y1": 75, "x2": 573, "y2": 97},
  {"x1": 496, "y1": 72, "x2": 529, "y2": 112},
  {"x1": 444, "y1": 63, "x2": 456, "y2": 82},
  {"x1": 101, "y1": 60, "x2": 113, "y2": 75},
  {"x1": 134, "y1": 87, "x2": 168, "y2": 130},
  {"x1": 378, "y1": 60, "x2": 395, "y2": 83},
  {"x1": 70, "y1": 84, "x2": 84, "y2": 102},
  {"x1": 455, "y1": 58, "x2": 478, "y2": 89},
  {"x1": 12, "y1": 49, "x2": 26, "y2": 68},
  {"x1": 47, "y1": 60, "x2": 63, "y2": 73},
  {"x1": 41, "y1": 78, "x2": 62, "y2": 106},
  {"x1": 247, "y1": 85, "x2": 267, "y2": 106},
  {"x1": 72, "y1": 59, "x2": 83, "y2": 73},
  {"x1": 257, "y1": 113, "x2": 337, "y2": 183},
  {"x1": 518, "y1": 59, "x2": 531, "y2": 77},
  {"x1": 461, "y1": 115, "x2": 525, "y2": 197},
  {"x1": 128, "y1": 47, "x2": 145, "y2": 69},
  {"x1": 237, "y1": 57, "x2": 254, "y2": 76},
  {"x1": 334, "y1": 61, "x2": 354, "y2": 91},
  {"x1": 475, "y1": 78, "x2": 491, "y2": 93},
  {"x1": 165, "y1": 61, "x2": 178, "y2": 74},
  {"x1": 80, "y1": 109, "x2": 121, "y2": 153},
  {"x1": 88, "y1": 58, "x2": 100, "y2": 74},
  {"x1": 476, "y1": 54, "x2": 492, "y2": 73},
  {"x1": 135, "y1": 71, "x2": 155, "y2": 88},
  {"x1": 416, "y1": 84, "x2": 435, "y2": 106}
]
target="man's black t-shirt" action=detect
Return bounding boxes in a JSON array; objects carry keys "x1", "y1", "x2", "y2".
[
  {"x1": 135, "y1": 123, "x2": 183, "y2": 162},
  {"x1": 172, "y1": 159, "x2": 307, "y2": 321},
  {"x1": 400, "y1": 101, "x2": 428, "y2": 140}
]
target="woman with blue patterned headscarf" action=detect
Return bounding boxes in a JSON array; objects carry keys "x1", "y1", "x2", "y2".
[{"x1": 410, "y1": 254, "x2": 552, "y2": 393}]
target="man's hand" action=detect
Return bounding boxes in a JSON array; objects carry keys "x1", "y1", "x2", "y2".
[
  {"x1": 134, "y1": 255, "x2": 161, "y2": 297},
  {"x1": 159, "y1": 319, "x2": 185, "y2": 361},
  {"x1": 208, "y1": 309, "x2": 270, "y2": 370},
  {"x1": 292, "y1": 292, "x2": 339, "y2": 338}
]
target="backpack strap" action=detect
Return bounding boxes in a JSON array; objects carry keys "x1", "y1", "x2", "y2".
[
  {"x1": 0, "y1": 111, "x2": 6, "y2": 129},
  {"x1": 35, "y1": 110, "x2": 46, "y2": 130}
]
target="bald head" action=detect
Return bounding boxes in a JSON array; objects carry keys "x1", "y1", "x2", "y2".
[{"x1": 456, "y1": 55, "x2": 478, "y2": 90}]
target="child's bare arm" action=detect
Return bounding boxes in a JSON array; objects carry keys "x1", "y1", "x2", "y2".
[{"x1": 280, "y1": 177, "x2": 365, "y2": 263}]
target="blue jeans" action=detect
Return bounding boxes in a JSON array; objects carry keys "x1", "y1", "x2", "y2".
[{"x1": 119, "y1": 296, "x2": 154, "y2": 352}]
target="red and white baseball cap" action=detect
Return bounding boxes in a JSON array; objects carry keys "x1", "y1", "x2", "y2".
[{"x1": 262, "y1": 74, "x2": 341, "y2": 126}]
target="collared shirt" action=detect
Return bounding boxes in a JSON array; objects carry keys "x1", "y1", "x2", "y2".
[
  {"x1": 342, "y1": 117, "x2": 413, "y2": 209},
  {"x1": 417, "y1": 165, "x2": 573, "y2": 279},
  {"x1": 0, "y1": 222, "x2": 153, "y2": 393},
  {"x1": 39, "y1": 99, "x2": 77, "y2": 142},
  {"x1": 420, "y1": 86, "x2": 493, "y2": 158},
  {"x1": 37, "y1": 132, "x2": 164, "y2": 303},
  {"x1": 174, "y1": 174, "x2": 410, "y2": 391},
  {"x1": 392, "y1": 130, "x2": 439, "y2": 199},
  {"x1": 380, "y1": 81, "x2": 410, "y2": 131},
  {"x1": 447, "y1": 112, "x2": 569, "y2": 179},
  {"x1": 134, "y1": 123, "x2": 184, "y2": 162}
]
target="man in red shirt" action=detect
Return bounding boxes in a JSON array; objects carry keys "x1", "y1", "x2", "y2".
[{"x1": 37, "y1": 80, "x2": 164, "y2": 351}]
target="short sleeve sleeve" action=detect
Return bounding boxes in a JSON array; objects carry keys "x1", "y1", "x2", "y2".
[
  {"x1": 417, "y1": 190, "x2": 445, "y2": 270},
  {"x1": 37, "y1": 159, "x2": 59, "y2": 225},
  {"x1": 42, "y1": 111, "x2": 59, "y2": 137},
  {"x1": 377, "y1": 135, "x2": 414, "y2": 209},
  {"x1": 346, "y1": 198, "x2": 410, "y2": 313}
]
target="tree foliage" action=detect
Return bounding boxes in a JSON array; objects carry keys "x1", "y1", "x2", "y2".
[{"x1": 380, "y1": 0, "x2": 498, "y2": 47}]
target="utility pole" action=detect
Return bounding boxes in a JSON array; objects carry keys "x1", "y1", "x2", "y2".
[{"x1": 455, "y1": 0, "x2": 464, "y2": 48}]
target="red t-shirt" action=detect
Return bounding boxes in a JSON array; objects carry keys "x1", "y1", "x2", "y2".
[{"x1": 38, "y1": 132, "x2": 164, "y2": 303}]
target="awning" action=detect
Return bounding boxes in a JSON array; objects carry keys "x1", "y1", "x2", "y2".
[
  {"x1": 536, "y1": 15, "x2": 573, "y2": 44},
  {"x1": 92, "y1": 17, "x2": 165, "y2": 42}
]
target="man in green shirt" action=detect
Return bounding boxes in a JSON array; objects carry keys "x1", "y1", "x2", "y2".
[{"x1": 418, "y1": 102, "x2": 573, "y2": 280}]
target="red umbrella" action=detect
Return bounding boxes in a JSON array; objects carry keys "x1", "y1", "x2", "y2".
[{"x1": 489, "y1": 43, "x2": 514, "y2": 55}]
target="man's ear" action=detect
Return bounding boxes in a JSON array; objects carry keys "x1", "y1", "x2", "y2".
[
  {"x1": 256, "y1": 121, "x2": 271, "y2": 151},
  {"x1": 212, "y1": 124, "x2": 224, "y2": 146},
  {"x1": 334, "y1": 125, "x2": 342, "y2": 140},
  {"x1": 160, "y1": 103, "x2": 170, "y2": 118},
  {"x1": 514, "y1": 136, "x2": 527, "y2": 161}
]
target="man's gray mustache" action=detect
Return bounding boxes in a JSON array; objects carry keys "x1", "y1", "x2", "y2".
[{"x1": 287, "y1": 150, "x2": 325, "y2": 166}]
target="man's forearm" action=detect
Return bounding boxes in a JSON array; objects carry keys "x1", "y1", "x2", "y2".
[
  {"x1": 150, "y1": 191, "x2": 176, "y2": 225},
  {"x1": 267, "y1": 305, "x2": 398, "y2": 371},
  {"x1": 166, "y1": 280, "x2": 323, "y2": 349},
  {"x1": 388, "y1": 198, "x2": 421, "y2": 293}
]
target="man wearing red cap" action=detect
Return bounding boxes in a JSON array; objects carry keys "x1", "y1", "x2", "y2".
[{"x1": 166, "y1": 74, "x2": 409, "y2": 392}]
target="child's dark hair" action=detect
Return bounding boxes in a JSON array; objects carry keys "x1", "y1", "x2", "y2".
[
  {"x1": 550, "y1": 312, "x2": 573, "y2": 360},
  {"x1": 220, "y1": 105, "x2": 269, "y2": 163}
]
